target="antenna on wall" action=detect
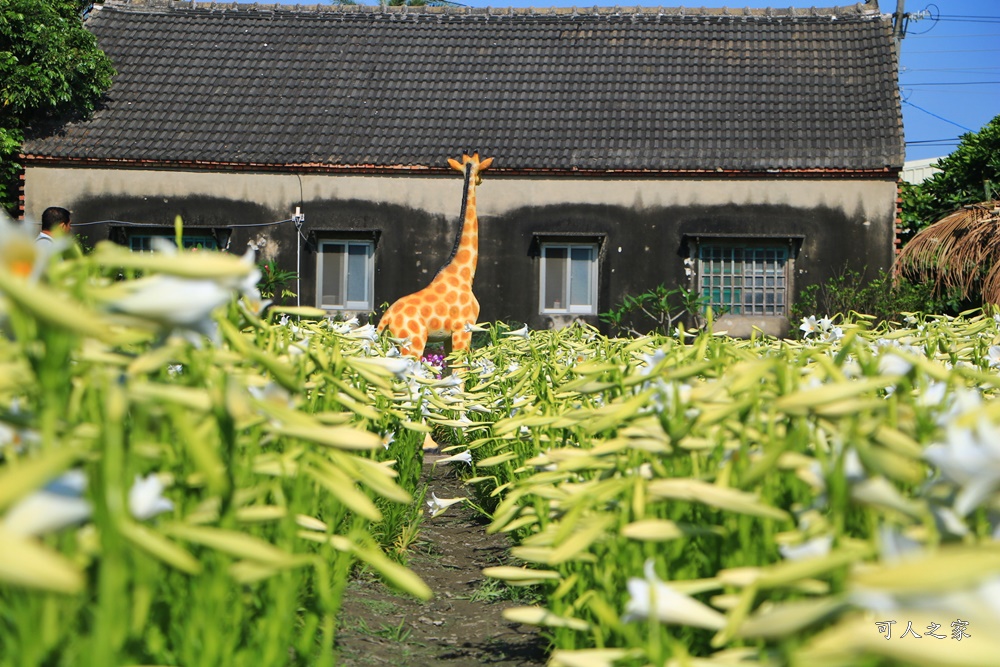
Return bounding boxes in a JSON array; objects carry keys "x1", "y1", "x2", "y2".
[{"x1": 293, "y1": 206, "x2": 305, "y2": 308}]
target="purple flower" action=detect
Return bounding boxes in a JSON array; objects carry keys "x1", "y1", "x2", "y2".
[{"x1": 421, "y1": 350, "x2": 448, "y2": 379}]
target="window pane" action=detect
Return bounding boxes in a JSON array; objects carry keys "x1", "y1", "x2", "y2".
[
  {"x1": 544, "y1": 246, "x2": 567, "y2": 309},
  {"x1": 129, "y1": 236, "x2": 153, "y2": 252},
  {"x1": 321, "y1": 243, "x2": 345, "y2": 307},
  {"x1": 698, "y1": 244, "x2": 787, "y2": 316},
  {"x1": 569, "y1": 246, "x2": 592, "y2": 306},
  {"x1": 346, "y1": 243, "x2": 368, "y2": 304}
]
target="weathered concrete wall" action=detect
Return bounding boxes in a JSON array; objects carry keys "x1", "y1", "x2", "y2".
[
  {"x1": 25, "y1": 166, "x2": 895, "y2": 222},
  {"x1": 24, "y1": 165, "x2": 897, "y2": 336}
]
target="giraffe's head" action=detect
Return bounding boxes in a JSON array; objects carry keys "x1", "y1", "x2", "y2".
[{"x1": 448, "y1": 153, "x2": 493, "y2": 185}]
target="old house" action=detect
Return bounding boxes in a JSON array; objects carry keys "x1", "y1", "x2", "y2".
[{"x1": 21, "y1": 0, "x2": 904, "y2": 336}]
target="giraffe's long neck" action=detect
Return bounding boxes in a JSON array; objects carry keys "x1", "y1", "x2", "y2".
[{"x1": 436, "y1": 163, "x2": 478, "y2": 284}]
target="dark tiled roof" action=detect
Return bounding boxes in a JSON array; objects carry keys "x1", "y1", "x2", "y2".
[{"x1": 23, "y1": 1, "x2": 904, "y2": 171}]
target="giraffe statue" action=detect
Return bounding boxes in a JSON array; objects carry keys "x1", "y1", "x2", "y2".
[{"x1": 377, "y1": 153, "x2": 493, "y2": 358}]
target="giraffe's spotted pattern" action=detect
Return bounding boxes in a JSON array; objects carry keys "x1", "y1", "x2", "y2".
[{"x1": 377, "y1": 153, "x2": 492, "y2": 358}]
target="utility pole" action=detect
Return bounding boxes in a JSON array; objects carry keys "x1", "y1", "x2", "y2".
[{"x1": 892, "y1": 0, "x2": 908, "y2": 47}]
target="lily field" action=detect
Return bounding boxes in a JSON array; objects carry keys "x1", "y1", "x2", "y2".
[{"x1": 1, "y1": 221, "x2": 999, "y2": 667}]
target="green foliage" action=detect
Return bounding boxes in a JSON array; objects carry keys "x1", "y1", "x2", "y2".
[
  {"x1": 900, "y1": 114, "x2": 1000, "y2": 238},
  {"x1": 600, "y1": 284, "x2": 711, "y2": 337},
  {"x1": 256, "y1": 260, "x2": 297, "y2": 300},
  {"x1": 452, "y1": 315, "x2": 1000, "y2": 665},
  {"x1": 791, "y1": 267, "x2": 957, "y2": 327},
  {"x1": 0, "y1": 0, "x2": 115, "y2": 213},
  {"x1": 462, "y1": 577, "x2": 543, "y2": 605}
]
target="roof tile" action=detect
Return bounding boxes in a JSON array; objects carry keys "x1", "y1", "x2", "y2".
[{"x1": 24, "y1": 1, "x2": 904, "y2": 171}]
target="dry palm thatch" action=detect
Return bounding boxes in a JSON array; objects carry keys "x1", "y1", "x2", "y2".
[{"x1": 895, "y1": 201, "x2": 1000, "y2": 304}]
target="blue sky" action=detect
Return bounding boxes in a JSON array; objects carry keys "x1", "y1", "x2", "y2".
[{"x1": 273, "y1": 0, "x2": 999, "y2": 163}]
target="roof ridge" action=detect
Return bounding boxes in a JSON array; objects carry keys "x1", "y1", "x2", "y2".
[{"x1": 95, "y1": 0, "x2": 883, "y2": 20}]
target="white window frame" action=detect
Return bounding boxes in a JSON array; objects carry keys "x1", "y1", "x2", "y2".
[
  {"x1": 316, "y1": 239, "x2": 374, "y2": 311},
  {"x1": 694, "y1": 242, "x2": 790, "y2": 317},
  {"x1": 539, "y1": 242, "x2": 599, "y2": 315}
]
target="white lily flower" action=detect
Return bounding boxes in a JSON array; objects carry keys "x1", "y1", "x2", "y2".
[
  {"x1": 0, "y1": 420, "x2": 40, "y2": 454},
  {"x1": 464, "y1": 322, "x2": 489, "y2": 333},
  {"x1": 381, "y1": 431, "x2": 395, "y2": 450},
  {"x1": 432, "y1": 375, "x2": 463, "y2": 389},
  {"x1": 852, "y1": 561, "x2": 1000, "y2": 629},
  {"x1": 917, "y1": 380, "x2": 949, "y2": 407},
  {"x1": 877, "y1": 525, "x2": 924, "y2": 564},
  {"x1": 425, "y1": 492, "x2": 466, "y2": 518},
  {"x1": 988, "y1": 345, "x2": 1000, "y2": 368},
  {"x1": 354, "y1": 356, "x2": 415, "y2": 379},
  {"x1": 800, "y1": 316, "x2": 819, "y2": 337},
  {"x1": 878, "y1": 353, "x2": 912, "y2": 376},
  {"x1": 925, "y1": 420, "x2": 1000, "y2": 517},
  {"x1": 622, "y1": 559, "x2": 726, "y2": 630},
  {"x1": 821, "y1": 326, "x2": 844, "y2": 343},
  {"x1": 106, "y1": 275, "x2": 233, "y2": 335},
  {"x1": 241, "y1": 292, "x2": 272, "y2": 318},
  {"x1": 503, "y1": 324, "x2": 530, "y2": 339},
  {"x1": 248, "y1": 381, "x2": 294, "y2": 408},
  {"x1": 345, "y1": 323, "x2": 378, "y2": 341},
  {"x1": 2, "y1": 470, "x2": 92, "y2": 536},
  {"x1": 0, "y1": 209, "x2": 67, "y2": 283},
  {"x1": 128, "y1": 473, "x2": 174, "y2": 521},
  {"x1": 936, "y1": 386, "x2": 983, "y2": 427},
  {"x1": 638, "y1": 349, "x2": 667, "y2": 376},
  {"x1": 436, "y1": 450, "x2": 473, "y2": 466},
  {"x1": 930, "y1": 504, "x2": 970, "y2": 537},
  {"x1": 843, "y1": 447, "x2": 866, "y2": 484},
  {"x1": 779, "y1": 535, "x2": 833, "y2": 561},
  {"x1": 328, "y1": 316, "x2": 359, "y2": 334}
]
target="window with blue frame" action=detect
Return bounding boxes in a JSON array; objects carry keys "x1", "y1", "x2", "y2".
[{"x1": 128, "y1": 234, "x2": 219, "y2": 252}]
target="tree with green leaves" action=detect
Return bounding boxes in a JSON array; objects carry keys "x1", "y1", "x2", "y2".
[
  {"x1": 899, "y1": 114, "x2": 1000, "y2": 241},
  {"x1": 1, "y1": 0, "x2": 114, "y2": 214}
]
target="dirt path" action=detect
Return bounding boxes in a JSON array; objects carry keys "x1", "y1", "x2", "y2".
[{"x1": 334, "y1": 457, "x2": 549, "y2": 667}]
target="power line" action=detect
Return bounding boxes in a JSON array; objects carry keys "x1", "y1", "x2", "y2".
[
  {"x1": 901, "y1": 87, "x2": 999, "y2": 96},
  {"x1": 902, "y1": 81, "x2": 1000, "y2": 86},
  {"x1": 909, "y1": 32, "x2": 1000, "y2": 38},
  {"x1": 905, "y1": 49, "x2": 1000, "y2": 54},
  {"x1": 906, "y1": 139, "x2": 960, "y2": 146},
  {"x1": 933, "y1": 16, "x2": 1000, "y2": 24},
  {"x1": 902, "y1": 67, "x2": 1000, "y2": 73},
  {"x1": 901, "y1": 100, "x2": 974, "y2": 132}
]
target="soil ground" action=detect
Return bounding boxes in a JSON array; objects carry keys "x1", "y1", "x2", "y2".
[{"x1": 334, "y1": 455, "x2": 549, "y2": 667}]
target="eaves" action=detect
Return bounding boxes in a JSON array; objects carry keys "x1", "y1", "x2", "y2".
[{"x1": 20, "y1": 155, "x2": 902, "y2": 179}]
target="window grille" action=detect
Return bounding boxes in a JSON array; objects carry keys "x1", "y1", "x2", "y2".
[{"x1": 697, "y1": 245, "x2": 788, "y2": 316}]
